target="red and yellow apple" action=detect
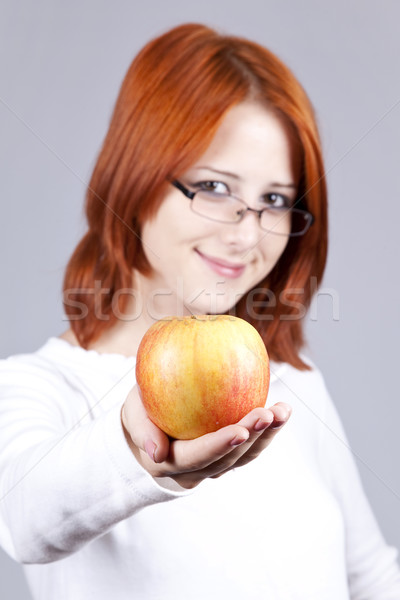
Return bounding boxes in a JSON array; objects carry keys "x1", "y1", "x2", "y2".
[{"x1": 135, "y1": 315, "x2": 270, "y2": 440}]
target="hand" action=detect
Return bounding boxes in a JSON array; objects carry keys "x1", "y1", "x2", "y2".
[{"x1": 121, "y1": 386, "x2": 291, "y2": 489}]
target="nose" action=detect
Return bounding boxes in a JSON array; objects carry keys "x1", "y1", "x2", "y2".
[{"x1": 219, "y1": 209, "x2": 262, "y2": 250}]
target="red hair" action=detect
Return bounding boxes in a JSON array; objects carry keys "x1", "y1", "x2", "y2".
[{"x1": 63, "y1": 23, "x2": 328, "y2": 369}]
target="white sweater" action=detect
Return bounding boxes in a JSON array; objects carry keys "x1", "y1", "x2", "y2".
[{"x1": 0, "y1": 337, "x2": 399, "y2": 600}]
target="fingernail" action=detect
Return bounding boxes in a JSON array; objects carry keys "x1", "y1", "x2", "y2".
[
  {"x1": 145, "y1": 440, "x2": 157, "y2": 462},
  {"x1": 230, "y1": 435, "x2": 248, "y2": 447},
  {"x1": 253, "y1": 419, "x2": 271, "y2": 432},
  {"x1": 270, "y1": 422, "x2": 285, "y2": 429},
  {"x1": 270, "y1": 418, "x2": 289, "y2": 429}
]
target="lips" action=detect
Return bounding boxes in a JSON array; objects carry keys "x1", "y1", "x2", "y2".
[{"x1": 195, "y1": 249, "x2": 246, "y2": 279}]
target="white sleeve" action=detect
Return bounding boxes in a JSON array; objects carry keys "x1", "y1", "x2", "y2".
[
  {"x1": 0, "y1": 359, "x2": 190, "y2": 565},
  {"x1": 318, "y1": 379, "x2": 400, "y2": 599}
]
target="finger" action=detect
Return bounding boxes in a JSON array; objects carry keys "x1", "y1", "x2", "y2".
[
  {"x1": 234, "y1": 406, "x2": 274, "y2": 432},
  {"x1": 167, "y1": 423, "x2": 251, "y2": 473},
  {"x1": 234, "y1": 402, "x2": 291, "y2": 433},
  {"x1": 172, "y1": 404, "x2": 291, "y2": 478},
  {"x1": 268, "y1": 402, "x2": 292, "y2": 427},
  {"x1": 240, "y1": 402, "x2": 292, "y2": 451},
  {"x1": 122, "y1": 386, "x2": 170, "y2": 463},
  {"x1": 226, "y1": 403, "x2": 292, "y2": 470}
]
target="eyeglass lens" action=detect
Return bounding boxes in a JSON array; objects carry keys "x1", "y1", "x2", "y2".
[{"x1": 191, "y1": 191, "x2": 310, "y2": 236}]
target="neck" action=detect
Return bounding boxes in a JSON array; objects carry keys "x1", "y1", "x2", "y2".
[{"x1": 60, "y1": 270, "x2": 192, "y2": 357}]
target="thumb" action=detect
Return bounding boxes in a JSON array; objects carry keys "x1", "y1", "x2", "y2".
[{"x1": 122, "y1": 386, "x2": 170, "y2": 464}]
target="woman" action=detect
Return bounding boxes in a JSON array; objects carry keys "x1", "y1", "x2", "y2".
[{"x1": 0, "y1": 23, "x2": 399, "y2": 599}]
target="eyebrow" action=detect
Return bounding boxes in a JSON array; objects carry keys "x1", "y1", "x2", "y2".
[
  {"x1": 270, "y1": 182, "x2": 298, "y2": 189},
  {"x1": 194, "y1": 166, "x2": 241, "y2": 180},
  {"x1": 193, "y1": 166, "x2": 297, "y2": 189}
]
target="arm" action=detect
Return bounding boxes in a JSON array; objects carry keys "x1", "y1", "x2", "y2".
[
  {"x1": 121, "y1": 385, "x2": 291, "y2": 489},
  {"x1": 0, "y1": 356, "x2": 291, "y2": 565},
  {"x1": 0, "y1": 360, "x2": 191, "y2": 564},
  {"x1": 318, "y1": 381, "x2": 400, "y2": 598}
]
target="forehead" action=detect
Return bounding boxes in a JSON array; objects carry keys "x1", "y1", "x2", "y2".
[{"x1": 189, "y1": 101, "x2": 300, "y2": 185}]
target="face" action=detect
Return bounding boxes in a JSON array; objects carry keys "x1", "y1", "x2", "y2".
[{"x1": 137, "y1": 101, "x2": 299, "y2": 319}]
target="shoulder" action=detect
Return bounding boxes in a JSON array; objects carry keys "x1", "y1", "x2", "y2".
[
  {"x1": 0, "y1": 339, "x2": 68, "y2": 388},
  {"x1": 0, "y1": 339, "x2": 98, "y2": 429},
  {"x1": 0, "y1": 340, "x2": 81, "y2": 431},
  {"x1": 0, "y1": 338, "x2": 136, "y2": 420},
  {"x1": 0, "y1": 337, "x2": 105, "y2": 402},
  {"x1": 270, "y1": 354, "x2": 329, "y2": 402},
  {"x1": 268, "y1": 356, "x2": 348, "y2": 470},
  {"x1": 269, "y1": 354, "x2": 335, "y2": 432}
]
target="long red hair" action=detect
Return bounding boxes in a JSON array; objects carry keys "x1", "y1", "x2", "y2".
[{"x1": 63, "y1": 23, "x2": 328, "y2": 369}]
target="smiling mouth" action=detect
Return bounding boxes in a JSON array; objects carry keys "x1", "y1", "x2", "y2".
[{"x1": 195, "y1": 249, "x2": 246, "y2": 279}]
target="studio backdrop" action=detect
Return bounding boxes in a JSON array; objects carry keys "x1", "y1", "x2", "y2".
[{"x1": 1, "y1": 1, "x2": 399, "y2": 597}]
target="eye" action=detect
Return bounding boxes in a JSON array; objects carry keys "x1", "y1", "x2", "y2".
[
  {"x1": 193, "y1": 180, "x2": 230, "y2": 195},
  {"x1": 262, "y1": 193, "x2": 291, "y2": 209}
]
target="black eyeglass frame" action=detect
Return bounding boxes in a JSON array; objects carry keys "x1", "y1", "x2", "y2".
[{"x1": 171, "y1": 180, "x2": 314, "y2": 238}]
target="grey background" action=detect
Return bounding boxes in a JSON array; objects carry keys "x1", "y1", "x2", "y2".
[{"x1": 1, "y1": 0, "x2": 399, "y2": 597}]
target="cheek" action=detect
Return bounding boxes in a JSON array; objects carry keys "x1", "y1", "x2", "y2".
[
  {"x1": 140, "y1": 222, "x2": 173, "y2": 274},
  {"x1": 142, "y1": 209, "x2": 212, "y2": 250},
  {"x1": 260, "y1": 235, "x2": 289, "y2": 268},
  {"x1": 275, "y1": 237, "x2": 290, "y2": 261},
  {"x1": 141, "y1": 212, "x2": 178, "y2": 251}
]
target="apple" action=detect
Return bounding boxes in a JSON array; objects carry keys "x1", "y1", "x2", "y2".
[{"x1": 135, "y1": 315, "x2": 270, "y2": 439}]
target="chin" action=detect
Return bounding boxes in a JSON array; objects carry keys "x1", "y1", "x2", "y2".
[{"x1": 184, "y1": 290, "x2": 246, "y2": 316}]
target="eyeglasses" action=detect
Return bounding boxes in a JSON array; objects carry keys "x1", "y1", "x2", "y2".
[{"x1": 171, "y1": 180, "x2": 314, "y2": 237}]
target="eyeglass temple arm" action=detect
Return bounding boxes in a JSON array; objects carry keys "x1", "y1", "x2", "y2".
[{"x1": 171, "y1": 180, "x2": 196, "y2": 200}]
